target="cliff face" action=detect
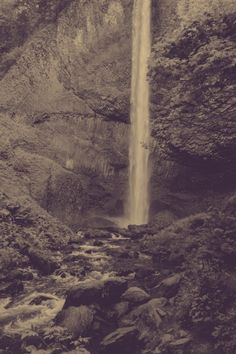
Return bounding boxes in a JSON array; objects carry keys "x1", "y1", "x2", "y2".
[
  {"x1": 0, "y1": 0, "x2": 132, "y2": 227},
  {"x1": 1, "y1": 0, "x2": 235, "y2": 226},
  {"x1": 149, "y1": 0, "x2": 236, "y2": 219},
  {"x1": 0, "y1": 0, "x2": 132, "y2": 120}
]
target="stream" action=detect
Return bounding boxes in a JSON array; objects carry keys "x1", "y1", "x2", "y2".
[{"x1": 0, "y1": 230, "x2": 153, "y2": 353}]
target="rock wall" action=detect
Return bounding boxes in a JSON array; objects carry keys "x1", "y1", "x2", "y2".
[
  {"x1": 149, "y1": 0, "x2": 236, "y2": 219},
  {"x1": 0, "y1": 0, "x2": 132, "y2": 227},
  {"x1": 0, "y1": 111, "x2": 129, "y2": 228},
  {"x1": 0, "y1": 0, "x2": 132, "y2": 120},
  {"x1": 1, "y1": 0, "x2": 235, "y2": 227}
]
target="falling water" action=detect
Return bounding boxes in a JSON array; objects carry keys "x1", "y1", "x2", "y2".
[{"x1": 127, "y1": 0, "x2": 151, "y2": 225}]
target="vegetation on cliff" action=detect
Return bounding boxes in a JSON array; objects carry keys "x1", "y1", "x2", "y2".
[{"x1": 149, "y1": 12, "x2": 236, "y2": 165}]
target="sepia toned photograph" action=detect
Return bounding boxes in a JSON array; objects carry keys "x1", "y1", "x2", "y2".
[{"x1": 0, "y1": 0, "x2": 236, "y2": 353}]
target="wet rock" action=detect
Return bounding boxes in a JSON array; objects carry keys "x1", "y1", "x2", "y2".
[
  {"x1": 127, "y1": 224, "x2": 150, "y2": 239},
  {"x1": 155, "y1": 274, "x2": 182, "y2": 298},
  {"x1": 0, "y1": 208, "x2": 11, "y2": 221},
  {"x1": 169, "y1": 337, "x2": 192, "y2": 348},
  {"x1": 224, "y1": 194, "x2": 236, "y2": 215},
  {"x1": 27, "y1": 248, "x2": 59, "y2": 275},
  {"x1": 58, "y1": 306, "x2": 94, "y2": 338},
  {"x1": 13, "y1": 207, "x2": 34, "y2": 226},
  {"x1": 98, "y1": 277, "x2": 128, "y2": 305},
  {"x1": 121, "y1": 287, "x2": 151, "y2": 305},
  {"x1": 113, "y1": 302, "x2": 130, "y2": 319},
  {"x1": 64, "y1": 277, "x2": 128, "y2": 308},
  {"x1": 93, "y1": 240, "x2": 104, "y2": 247},
  {"x1": 21, "y1": 331, "x2": 42, "y2": 347},
  {"x1": 84, "y1": 230, "x2": 112, "y2": 240},
  {"x1": 30, "y1": 295, "x2": 56, "y2": 305},
  {"x1": 161, "y1": 333, "x2": 175, "y2": 344},
  {"x1": 120, "y1": 299, "x2": 166, "y2": 343},
  {"x1": 135, "y1": 266, "x2": 154, "y2": 280},
  {"x1": 0, "y1": 333, "x2": 21, "y2": 353},
  {"x1": 6, "y1": 201, "x2": 20, "y2": 214},
  {"x1": 9, "y1": 269, "x2": 34, "y2": 282},
  {"x1": 66, "y1": 349, "x2": 91, "y2": 354},
  {"x1": 214, "y1": 228, "x2": 224, "y2": 237},
  {"x1": 150, "y1": 210, "x2": 178, "y2": 230},
  {"x1": 100, "y1": 326, "x2": 139, "y2": 354},
  {"x1": 81, "y1": 217, "x2": 117, "y2": 229},
  {"x1": 0, "y1": 279, "x2": 24, "y2": 296}
]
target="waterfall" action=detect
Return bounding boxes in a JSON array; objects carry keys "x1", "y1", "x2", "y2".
[{"x1": 127, "y1": 0, "x2": 151, "y2": 225}]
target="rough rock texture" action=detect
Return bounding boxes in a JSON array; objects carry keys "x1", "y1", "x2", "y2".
[
  {"x1": 0, "y1": 111, "x2": 129, "y2": 227},
  {"x1": 141, "y1": 200, "x2": 236, "y2": 353},
  {"x1": 149, "y1": 2, "x2": 236, "y2": 219},
  {"x1": 0, "y1": 0, "x2": 132, "y2": 227},
  {"x1": 0, "y1": 0, "x2": 132, "y2": 119},
  {"x1": 150, "y1": 13, "x2": 236, "y2": 164}
]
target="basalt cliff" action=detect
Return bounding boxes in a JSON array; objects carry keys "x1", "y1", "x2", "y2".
[
  {"x1": 0, "y1": 1, "x2": 236, "y2": 354},
  {"x1": 1, "y1": 0, "x2": 235, "y2": 227}
]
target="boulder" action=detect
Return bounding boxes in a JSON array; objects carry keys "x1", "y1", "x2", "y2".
[
  {"x1": 93, "y1": 240, "x2": 104, "y2": 247},
  {"x1": 113, "y1": 302, "x2": 130, "y2": 319},
  {"x1": 66, "y1": 349, "x2": 91, "y2": 354},
  {"x1": 57, "y1": 306, "x2": 94, "y2": 338},
  {"x1": 9, "y1": 269, "x2": 34, "y2": 281},
  {"x1": 170, "y1": 337, "x2": 191, "y2": 346},
  {"x1": 121, "y1": 287, "x2": 151, "y2": 304},
  {"x1": 13, "y1": 207, "x2": 34, "y2": 226},
  {"x1": 64, "y1": 277, "x2": 128, "y2": 308},
  {"x1": 100, "y1": 326, "x2": 139, "y2": 354},
  {"x1": 120, "y1": 298, "x2": 167, "y2": 343},
  {"x1": 21, "y1": 331, "x2": 42, "y2": 347},
  {"x1": 155, "y1": 274, "x2": 182, "y2": 298},
  {"x1": 0, "y1": 208, "x2": 11, "y2": 221},
  {"x1": 84, "y1": 230, "x2": 112, "y2": 240},
  {"x1": 0, "y1": 279, "x2": 24, "y2": 296},
  {"x1": 127, "y1": 224, "x2": 151, "y2": 239},
  {"x1": 224, "y1": 194, "x2": 236, "y2": 215},
  {"x1": 27, "y1": 248, "x2": 59, "y2": 275}
]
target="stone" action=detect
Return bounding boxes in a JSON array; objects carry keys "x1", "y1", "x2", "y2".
[
  {"x1": 84, "y1": 230, "x2": 112, "y2": 240},
  {"x1": 127, "y1": 224, "x2": 150, "y2": 238},
  {"x1": 0, "y1": 280, "x2": 24, "y2": 296},
  {"x1": 169, "y1": 337, "x2": 191, "y2": 347},
  {"x1": 113, "y1": 302, "x2": 130, "y2": 319},
  {"x1": 120, "y1": 299, "x2": 166, "y2": 343},
  {"x1": 21, "y1": 331, "x2": 42, "y2": 347},
  {"x1": 179, "y1": 330, "x2": 189, "y2": 338},
  {"x1": 0, "y1": 208, "x2": 11, "y2": 221},
  {"x1": 58, "y1": 306, "x2": 94, "y2": 338},
  {"x1": 13, "y1": 207, "x2": 34, "y2": 226},
  {"x1": 6, "y1": 201, "x2": 20, "y2": 214},
  {"x1": 27, "y1": 248, "x2": 59, "y2": 275},
  {"x1": 9, "y1": 269, "x2": 34, "y2": 281},
  {"x1": 93, "y1": 240, "x2": 104, "y2": 247},
  {"x1": 30, "y1": 295, "x2": 56, "y2": 305},
  {"x1": 155, "y1": 274, "x2": 182, "y2": 298},
  {"x1": 161, "y1": 333, "x2": 174, "y2": 344},
  {"x1": 64, "y1": 277, "x2": 128, "y2": 308},
  {"x1": 162, "y1": 274, "x2": 181, "y2": 287},
  {"x1": 100, "y1": 326, "x2": 139, "y2": 354},
  {"x1": 66, "y1": 349, "x2": 91, "y2": 354},
  {"x1": 121, "y1": 287, "x2": 151, "y2": 304},
  {"x1": 224, "y1": 194, "x2": 236, "y2": 215}
]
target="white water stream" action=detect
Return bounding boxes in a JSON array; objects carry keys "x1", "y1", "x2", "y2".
[{"x1": 128, "y1": 0, "x2": 151, "y2": 225}]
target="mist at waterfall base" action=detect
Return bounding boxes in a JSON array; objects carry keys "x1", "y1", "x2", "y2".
[{"x1": 126, "y1": 0, "x2": 151, "y2": 226}]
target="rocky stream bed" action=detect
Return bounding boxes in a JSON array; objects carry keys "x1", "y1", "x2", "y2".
[
  {"x1": 0, "y1": 207, "x2": 191, "y2": 354},
  {"x1": 1, "y1": 192, "x2": 236, "y2": 354}
]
